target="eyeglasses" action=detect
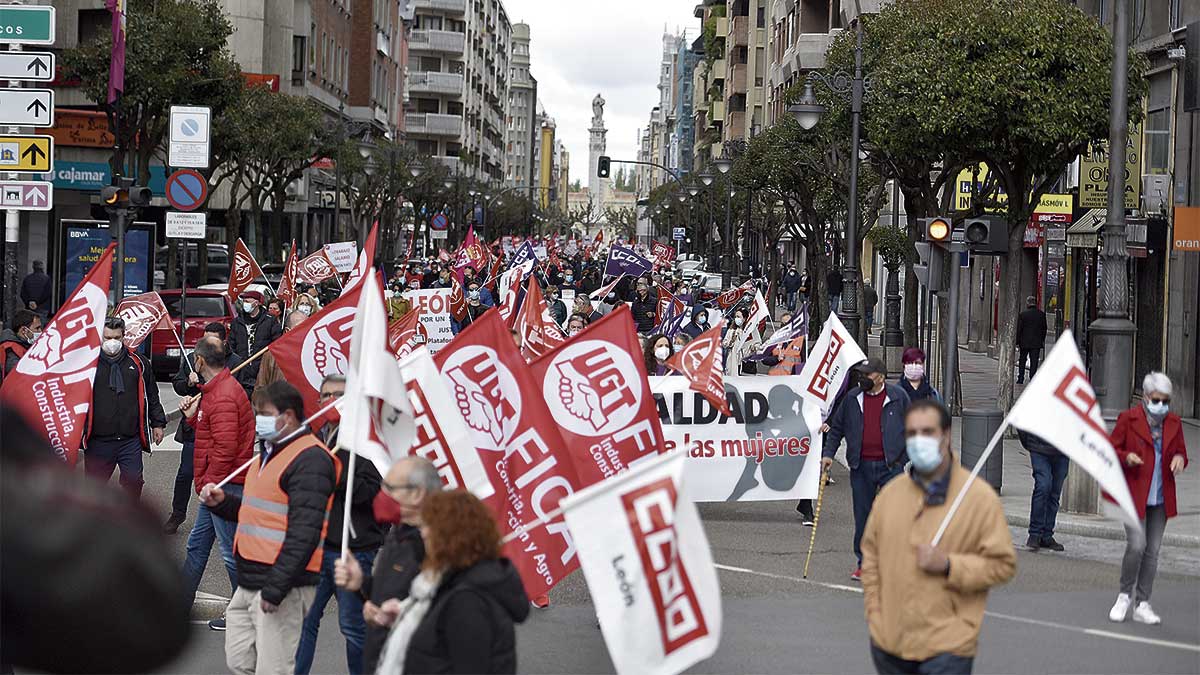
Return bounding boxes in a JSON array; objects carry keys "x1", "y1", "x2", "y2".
[
  {"x1": 319, "y1": 390, "x2": 345, "y2": 400},
  {"x1": 1148, "y1": 395, "x2": 1171, "y2": 404},
  {"x1": 382, "y1": 480, "x2": 418, "y2": 492}
]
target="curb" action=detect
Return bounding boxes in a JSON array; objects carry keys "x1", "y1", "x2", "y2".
[
  {"x1": 190, "y1": 597, "x2": 228, "y2": 621},
  {"x1": 1004, "y1": 512, "x2": 1200, "y2": 548}
]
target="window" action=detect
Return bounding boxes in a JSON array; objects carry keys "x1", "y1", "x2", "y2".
[
  {"x1": 292, "y1": 35, "x2": 306, "y2": 76},
  {"x1": 1145, "y1": 74, "x2": 1171, "y2": 174},
  {"x1": 757, "y1": 5, "x2": 765, "y2": 27},
  {"x1": 77, "y1": 9, "x2": 109, "y2": 44},
  {"x1": 1170, "y1": 0, "x2": 1182, "y2": 29}
]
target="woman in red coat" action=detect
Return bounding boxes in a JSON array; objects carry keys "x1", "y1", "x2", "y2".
[{"x1": 1107, "y1": 372, "x2": 1188, "y2": 626}]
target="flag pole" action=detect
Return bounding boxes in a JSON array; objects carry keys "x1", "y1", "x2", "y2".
[
  {"x1": 803, "y1": 469, "x2": 829, "y2": 578},
  {"x1": 930, "y1": 418, "x2": 1011, "y2": 546},
  {"x1": 229, "y1": 344, "x2": 272, "y2": 375},
  {"x1": 213, "y1": 397, "x2": 342, "y2": 488},
  {"x1": 340, "y1": 442, "x2": 356, "y2": 562}
]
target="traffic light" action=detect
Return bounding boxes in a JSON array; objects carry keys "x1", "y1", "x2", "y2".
[
  {"x1": 913, "y1": 241, "x2": 945, "y2": 292},
  {"x1": 597, "y1": 155, "x2": 611, "y2": 178},
  {"x1": 962, "y1": 216, "x2": 1008, "y2": 255},
  {"x1": 100, "y1": 178, "x2": 153, "y2": 210},
  {"x1": 923, "y1": 216, "x2": 952, "y2": 246}
]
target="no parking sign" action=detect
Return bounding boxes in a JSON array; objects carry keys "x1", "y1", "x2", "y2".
[{"x1": 165, "y1": 169, "x2": 208, "y2": 211}]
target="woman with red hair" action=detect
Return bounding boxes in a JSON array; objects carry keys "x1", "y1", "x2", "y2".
[
  {"x1": 375, "y1": 491, "x2": 529, "y2": 674},
  {"x1": 896, "y1": 347, "x2": 941, "y2": 403}
]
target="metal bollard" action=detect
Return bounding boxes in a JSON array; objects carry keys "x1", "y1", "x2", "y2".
[{"x1": 960, "y1": 408, "x2": 1004, "y2": 493}]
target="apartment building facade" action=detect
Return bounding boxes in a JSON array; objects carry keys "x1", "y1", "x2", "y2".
[
  {"x1": 505, "y1": 22, "x2": 538, "y2": 191},
  {"x1": 406, "y1": 0, "x2": 512, "y2": 182}
]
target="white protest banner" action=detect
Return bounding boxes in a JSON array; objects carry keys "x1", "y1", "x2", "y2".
[
  {"x1": 403, "y1": 288, "x2": 455, "y2": 354},
  {"x1": 796, "y1": 312, "x2": 867, "y2": 415},
  {"x1": 561, "y1": 450, "x2": 721, "y2": 675},
  {"x1": 649, "y1": 375, "x2": 823, "y2": 502},
  {"x1": 1006, "y1": 332, "x2": 1141, "y2": 529},
  {"x1": 324, "y1": 240, "x2": 355, "y2": 271}
]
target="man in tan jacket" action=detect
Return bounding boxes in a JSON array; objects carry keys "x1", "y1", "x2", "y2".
[{"x1": 861, "y1": 399, "x2": 1016, "y2": 674}]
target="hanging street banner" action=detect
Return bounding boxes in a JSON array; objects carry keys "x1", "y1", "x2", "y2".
[
  {"x1": 0, "y1": 5, "x2": 56, "y2": 44},
  {"x1": 649, "y1": 375, "x2": 824, "y2": 503}
]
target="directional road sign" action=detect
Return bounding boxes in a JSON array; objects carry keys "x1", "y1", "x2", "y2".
[
  {"x1": 0, "y1": 52, "x2": 54, "y2": 81},
  {"x1": 0, "y1": 180, "x2": 52, "y2": 210},
  {"x1": 0, "y1": 6, "x2": 56, "y2": 45},
  {"x1": 0, "y1": 135, "x2": 52, "y2": 172},
  {"x1": 165, "y1": 169, "x2": 208, "y2": 211},
  {"x1": 0, "y1": 88, "x2": 54, "y2": 127},
  {"x1": 168, "y1": 105, "x2": 212, "y2": 169},
  {"x1": 672, "y1": 227, "x2": 686, "y2": 241}
]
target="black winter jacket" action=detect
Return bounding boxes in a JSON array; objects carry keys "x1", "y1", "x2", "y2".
[
  {"x1": 228, "y1": 309, "x2": 282, "y2": 391},
  {"x1": 211, "y1": 437, "x2": 336, "y2": 606},
  {"x1": 630, "y1": 291, "x2": 657, "y2": 334},
  {"x1": 362, "y1": 525, "x2": 425, "y2": 674},
  {"x1": 403, "y1": 558, "x2": 530, "y2": 674},
  {"x1": 325, "y1": 447, "x2": 383, "y2": 552}
]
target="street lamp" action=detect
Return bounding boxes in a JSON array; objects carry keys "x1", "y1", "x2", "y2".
[
  {"x1": 785, "y1": 14, "x2": 870, "y2": 340},
  {"x1": 698, "y1": 172, "x2": 714, "y2": 186},
  {"x1": 713, "y1": 157, "x2": 733, "y2": 174},
  {"x1": 409, "y1": 163, "x2": 425, "y2": 179}
]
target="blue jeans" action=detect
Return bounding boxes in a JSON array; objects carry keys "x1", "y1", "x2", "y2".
[
  {"x1": 1028, "y1": 452, "x2": 1069, "y2": 540},
  {"x1": 171, "y1": 440, "x2": 195, "y2": 517},
  {"x1": 84, "y1": 436, "x2": 145, "y2": 501},
  {"x1": 295, "y1": 547, "x2": 377, "y2": 675},
  {"x1": 871, "y1": 642, "x2": 974, "y2": 674},
  {"x1": 182, "y1": 483, "x2": 242, "y2": 601},
  {"x1": 865, "y1": 308, "x2": 875, "y2": 331},
  {"x1": 851, "y1": 460, "x2": 904, "y2": 565},
  {"x1": 830, "y1": 294, "x2": 841, "y2": 314},
  {"x1": 786, "y1": 290, "x2": 798, "y2": 311}
]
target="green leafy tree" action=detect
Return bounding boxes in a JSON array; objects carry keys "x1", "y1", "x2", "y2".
[
  {"x1": 63, "y1": 0, "x2": 242, "y2": 184},
  {"x1": 827, "y1": 0, "x2": 1145, "y2": 409}
]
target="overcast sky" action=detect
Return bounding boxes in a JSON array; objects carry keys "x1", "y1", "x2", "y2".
[{"x1": 503, "y1": 0, "x2": 699, "y2": 187}]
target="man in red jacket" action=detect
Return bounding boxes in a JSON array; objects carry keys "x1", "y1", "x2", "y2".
[{"x1": 182, "y1": 336, "x2": 255, "y2": 630}]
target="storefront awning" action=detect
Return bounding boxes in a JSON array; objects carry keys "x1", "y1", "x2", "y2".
[{"x1": 1066, "y1": 209, "x2": 1105, "y2": 248}]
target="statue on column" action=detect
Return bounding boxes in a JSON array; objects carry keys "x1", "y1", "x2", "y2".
[{"x1": 591, "y1": 93, "x2": 606, "y2": 128}]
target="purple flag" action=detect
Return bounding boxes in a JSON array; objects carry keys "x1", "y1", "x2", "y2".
[
  {"x1": 603, "y1": 244, "x2": 654, "y2": 279},
  {"x1": 509, "y1": 241, "x2": 537, "y2": 270},
  {"x1": 105, "y1": 0, "x2": 126, "y2": 104},
  {"x1": 748, "y1": 301, "x2": 810, "y2": 362}
]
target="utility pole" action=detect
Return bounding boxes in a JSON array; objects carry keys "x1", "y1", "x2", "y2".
[
  {"x1": 1089, "y1": 0, "x2": 1136, "y2": 419},
  {"x1": 4, "y1": 35, "x2": 23, "y2": 325}
]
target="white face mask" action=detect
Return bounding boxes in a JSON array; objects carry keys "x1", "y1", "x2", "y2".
[
  {"x1": 296, "y1": 304, "x2": 313, "y2": 316},
  {"x1": 101, "y1": 338, "x2": 123, "y2": 356},
  {"x1": 242, "y1": 301, "x2": 256, "y2": 314},
  {"x1": 734, "y1": 317, "x2": 744, "y2": 327},
  {"x1": 904, "y1": 363, "x2": 925, "y2": 380},
  {"x1": 1146, "y1": 400, "x2": 1169, "y2": 417},
  {"x1": 255, "y1": 414, "x2": 280, "y2": 440},
  {"x1": 654, "y1": 346, "x2": 670, "y2": 361},
  {"x1": 906, "y1": 435, "x2": 943, "y2": 473}
]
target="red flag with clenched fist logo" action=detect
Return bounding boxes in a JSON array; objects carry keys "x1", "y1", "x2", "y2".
[
  {"x1": 665, "y1": 321, "x2": 731, "y2": 416},
  {"x1": 267, "y1": 283, "x2": 364, "y2": 415},
  {"x1": 530, "y1": 305, "x2": 666, "y2": 487},
  {"x1": 296, "y1": 248, "x2": 340, "y2": 285},
  {"x1": 515, "y1": 280, "x2": 565, "y2": 361},
  {"x1": 113, "y1": 291, "x2": 173, "y2": 349},
  {"x1": 1, "y1": 244, "x2": 115, "y2": 465},
  {"x1": 433, "y1": 310, "x2": 581, "y2": 599},
  {"x1": 227, "y1": 238, "x2": 266, "y2": 303},
  {"x1": 387, "y1": 307, "x2": 427, "y2": 360},
  {"x1": 277, "y1": 241, "x2": 300, "y2": 308}
]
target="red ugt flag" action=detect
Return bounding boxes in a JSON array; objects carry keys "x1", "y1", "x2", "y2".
[
  {"x1": 267, "y1": 283, "x2": 364, "y2": 416},
  {"x1": 1, "y1": 244, "x2": 115, "y2": 465},
  {"x1": 434, "y1": 311, "x2": 581, "y2": 599},
  {"x1": 228, "y1": 238, "x2": 266, "y2": 303},
  {"x1": 516, "y1": 280, "x2": 566, "y2": 361},
  {"x1": 531, "y1": 305, "x2": 666, "y2": 487},
  {"x1": 277, "y1": 241, "x2": 300, "y2": 307},
  {"x1": 113, "y1": 291, "x2": 172, "y2": 349},
  {"x1": 665, "y1": 321, "x2": 731, "y2": 416}
]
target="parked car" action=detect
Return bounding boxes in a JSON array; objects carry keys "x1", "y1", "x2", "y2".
[
  {"x1": 150, "y1": 289, "x2": 237, "y2": 379},
  {"x1": 153, "y1": 243, "x2": 230, "y2": 289},
  {"x1": 696, "y1": 273, "x2": 724, "y2": 303},
  {"x1": 197, "y1": 283, "x2": 275, "y2": 301},
  {"x1": 675, "y1": 259, "x2": 704, "y2": 274}
]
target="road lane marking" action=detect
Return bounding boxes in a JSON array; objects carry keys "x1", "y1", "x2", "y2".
[{"x1": 715, "y1": 563, "x2": 1200, "y2": 653}]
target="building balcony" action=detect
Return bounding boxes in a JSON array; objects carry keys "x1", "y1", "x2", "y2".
[
  {"x1": 405, "y1": 112, "x2": 464, "y2": 137},
  {"x1": 711, "y1": 58, "x2": 726, "y2": 81},
  {"x1": 729, "y1": 63, "x2": 748, "y2": 93},
  {"x1": 709, "y1": 98, "x2": 725, "y2": 122},
  {"x1": 409, "y1": 29, "x2": 466, "y2": 55},
  {"x1": 408, "y1": 71, "x2": 464, "y2": 96},
  {"x1": 727, "y1": 111, "x2": 746, "y2": 137},
  {"x1": 410, "y1": 0, "x2": 466, "y2": 15},
  {"x1": 715, "y1": 16, "x2": 728, "y2": 37},
  {"x1": 730, "y1": 16, "x2": 749, "y2": 47}
]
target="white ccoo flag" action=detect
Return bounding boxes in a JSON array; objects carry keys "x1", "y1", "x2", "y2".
[
  {"x1": 560, "y1": 450, "x2": 721, "y2": 675},
  {"x1": 341, "y1": 273, "x2": 415, "y2": 477},
  {"x1": 796, "y1": 312, "x2": 867, "y2": 414},
  {"x1": 1006, "y1": 332, "x2": 1141, "y2": 530},
  {"x1": 396, "y1": 347, "x2": 495, "y2": 499}
]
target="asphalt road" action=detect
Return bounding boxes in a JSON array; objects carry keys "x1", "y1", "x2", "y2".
[{"x1": 135, "y1": 414, "x2": 1199, "y2": 674}]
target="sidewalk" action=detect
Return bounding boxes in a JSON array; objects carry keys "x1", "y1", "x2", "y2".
[{"x1": 954, "y1": 347, "x2": 1200, "y2": 547}]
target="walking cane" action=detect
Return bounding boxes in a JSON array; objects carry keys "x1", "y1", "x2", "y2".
[{"x1": 802, "y1": 469, "x2": 830, "y2": 579}]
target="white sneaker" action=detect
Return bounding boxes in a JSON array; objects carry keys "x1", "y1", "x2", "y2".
[
  {"x1": 1108, "y1": 593, "x2": 1132, "y2": 622},
  {"x1": 1132, "y1": 602, "x2": 1162, "y2": 625}
]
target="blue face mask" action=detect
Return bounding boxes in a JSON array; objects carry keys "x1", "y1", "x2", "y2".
[
  {"x1": 906, "y1": 435, "x2": 943, "y2": 473},
  {"x1": 1146, "y1": 401, "x2": 1169, "y2": 418},
  {"x1": 255, "y1": 414, "x2": 280, "y2": 440}
]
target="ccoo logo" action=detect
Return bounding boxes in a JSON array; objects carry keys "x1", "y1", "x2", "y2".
[{"x1": 544, "y1": 340, "x2": 642, "y2": 436}]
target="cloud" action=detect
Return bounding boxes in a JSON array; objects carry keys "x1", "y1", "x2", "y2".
[{"x1": 502, "y1": 0, "x2": 698, "y2": 189}]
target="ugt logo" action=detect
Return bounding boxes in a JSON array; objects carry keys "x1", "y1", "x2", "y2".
[
  {"x1": 805, "y1": 331, "x2": 846, "y2": 400},
  {"x1": 1052, "y1": 365, "x2": 1108, "y2": 438},
  {"x1": 620, "y1": 478, "x2": 709, "y2": 655}
]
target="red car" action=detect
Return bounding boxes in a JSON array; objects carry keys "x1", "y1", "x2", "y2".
[{"x1": 151, "y1": 289, "x2": 237, "y2": 379}]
